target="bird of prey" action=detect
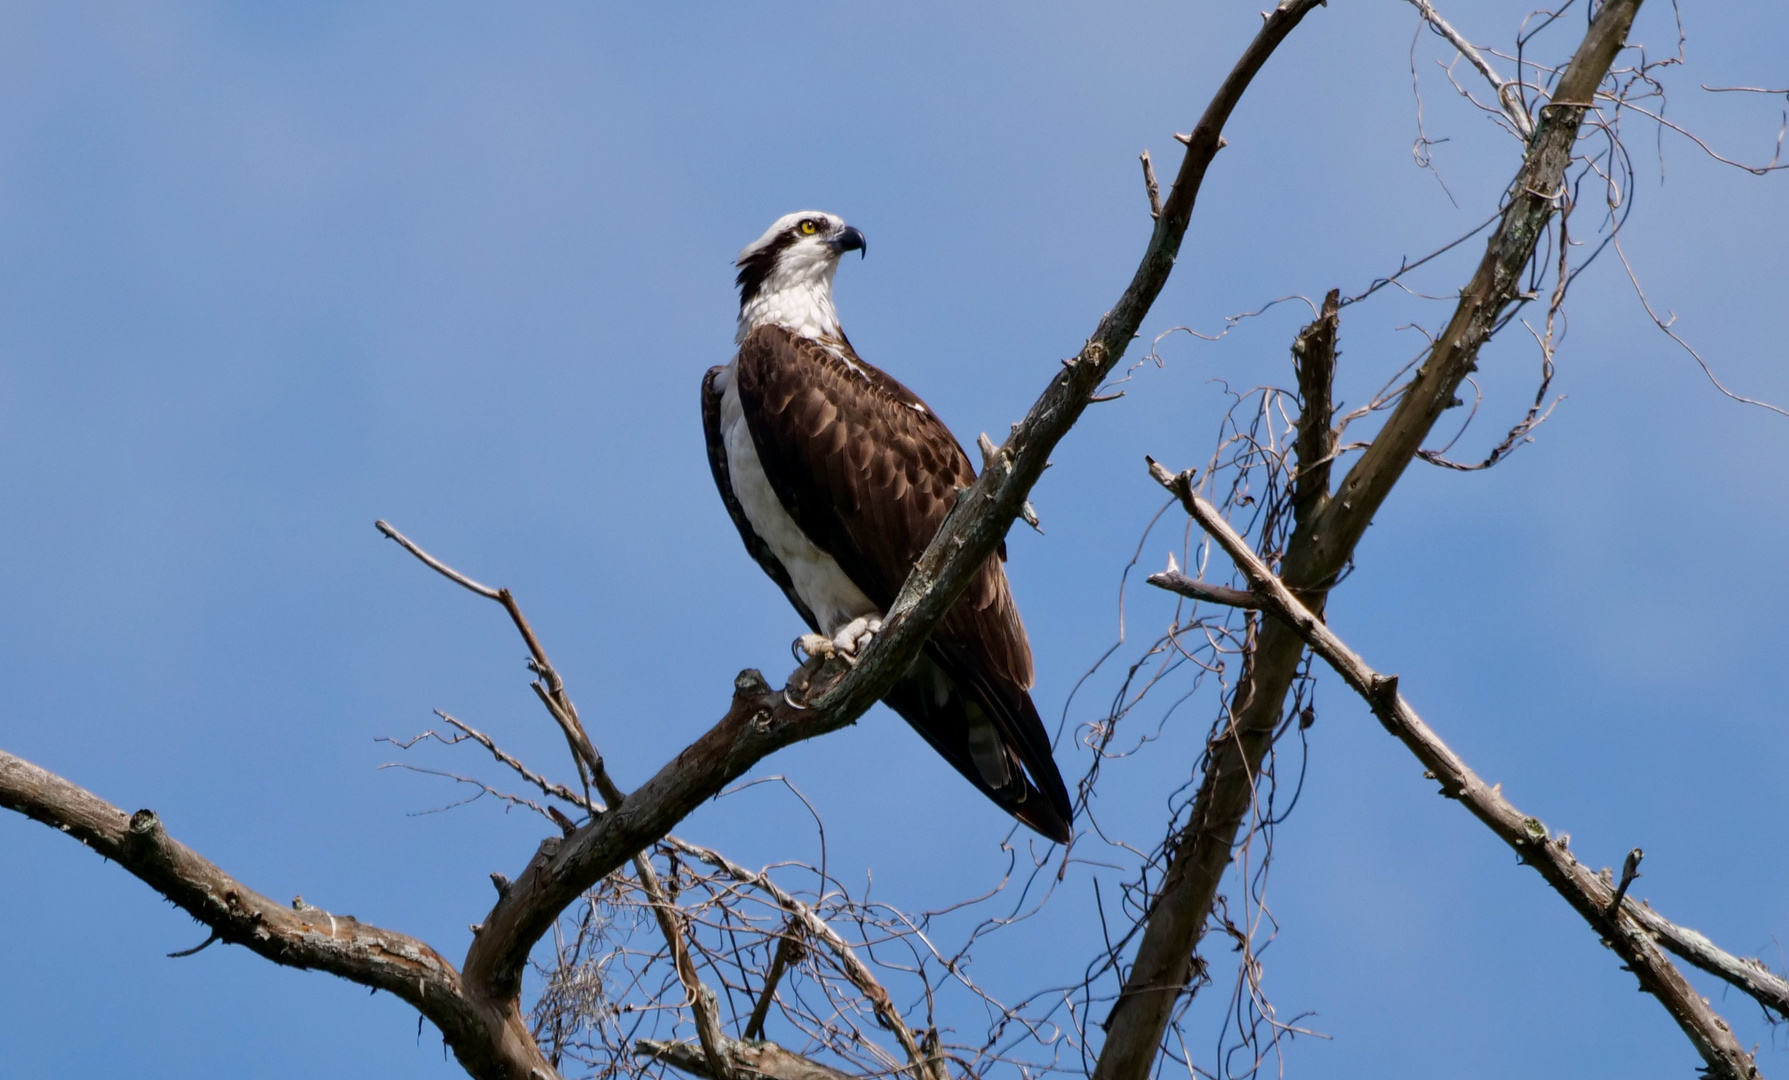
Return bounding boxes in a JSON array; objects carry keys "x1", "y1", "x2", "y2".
[{"x1": 701, "y1": 211, "x2": 1073, "y2": 843}]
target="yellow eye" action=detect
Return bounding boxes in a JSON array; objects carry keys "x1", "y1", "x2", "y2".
[{"x1": 798, "y1": 219, "x2": 819, "y2": 235}]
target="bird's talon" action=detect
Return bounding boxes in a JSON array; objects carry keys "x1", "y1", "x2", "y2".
[
  {"x1": 795, "y1": 634, "x2": 836, "y2": 663},
  {"x1": 830, "y1": 615, "x2": 883, "y2": 659}
]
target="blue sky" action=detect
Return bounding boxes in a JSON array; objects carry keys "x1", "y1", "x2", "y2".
[{"x1": 1, "y1": 2, "x2": 1785, "y2": 1077}]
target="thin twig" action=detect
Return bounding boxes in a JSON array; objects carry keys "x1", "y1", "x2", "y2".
[
  {"x1": 375, "y1": 519, "x2": 613, "y2": 804},
  {"x1": 375, "y1": 520, "x2": 502, "y2": 599},
  {"x1": 662, "y1": 836, "x2": 940, "y2": 1080},
  {"x1": 1404, "y1": 0, "x2": 1535, "y2": 137},
  {"x1": 1146, "y1": 567, "x2": 1259, "y2": 610},
  {"x1": 166, "y1": 929, "x2": 222, "y2": 958},
  {"x1": 743, "y1": 926, "x2": 803, "y2": 1041},
  {"x1": 635, "y1": 854, "x2": 736, "y2": 1080}
]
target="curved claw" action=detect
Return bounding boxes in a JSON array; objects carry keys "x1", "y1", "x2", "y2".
[{"x1": 795, "y1": 633, "x2": 837, "y2": 664}]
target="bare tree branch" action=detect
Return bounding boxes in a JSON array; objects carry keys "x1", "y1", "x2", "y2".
[
  {"x1": 1093, "y1": 7, "x2": 1646, "y2": 1078},
  {"x1": 1291, "y1": 288, "x2": 1340, "y2": 517},
  {"x1": 1404, "y1": 0, "x2": 1535, "y2": 137},
  {"x1": 638, "y1": 1038, "x2": 856, "y2": 1080},
  {"x1": 1313, "y1": 0, "x2": 1640, "y2": 570},
  {"x1": 635, "y1": 854, "x2": 737, "y2": 1080},
  {"x1": 742, "y1": 925, "x2": 802, "y2": 1042},
  {"x1": 433, "y1": 712, "x2": 595, "y2": 813},
  {"x1": 1148, "y1": 460, "x2": 1766, "y2": 1078},
  {"x1": 0, "y1": 749, "x2": 561, "y2": 1080},
  {"x1": 1145, "y1": 567, "x2": 1259, "y2": 610},
  {"x1": 1628, "y1": 906, "x2": 1789, "y2": 1024},
  {"x1": 377, "y1": 520, "x2": 613, "y2": 806},
  {"x1": 1139, "y1": 150, "x2": 1163, "y2": 219}
]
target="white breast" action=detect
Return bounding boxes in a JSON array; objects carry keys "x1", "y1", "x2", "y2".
[{"x1": 715, "y1": 362, "x2": 878, "y2": 637}]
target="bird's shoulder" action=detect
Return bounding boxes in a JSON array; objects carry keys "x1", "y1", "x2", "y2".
[
  {"x1": 734, "y1": 324, "x2": 973, "y2": 484},
  {"x1": 733, "y1": 328, "x2": 1028, "y2": 685}
]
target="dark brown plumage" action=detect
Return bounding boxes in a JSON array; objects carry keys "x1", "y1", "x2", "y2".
[{"x1": 703, "y1": 324, "x2": 1073, "y2": 842}]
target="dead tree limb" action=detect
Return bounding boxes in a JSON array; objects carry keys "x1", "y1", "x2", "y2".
[
  {"x1": 1146, "y1": 568, "x2": 1260, "y2": 610},
  {"x1": 1092, "y1": 6, "x2": 1647, "y2": 1078},
  {"x1": 1628, "y1": 907, "x2": 1789, "y2": 1024},
  {"x1": 1148, "y1": 461, "x2": 1764, "y2": 1079},
  {"x1": 379, "y1": 519, "x2": 613, "y2": 807},
  {"x1": 381, "y1": 523, "x2": 930, "y2": 1080},
  {"x1": 742, "y1": 927, "x2": 801, "y2": 1042},
  {"x1": 638, "y1": 1038, "x2": 856, "y2": 1080},
  {"x1": 1404, "y1": 0, "x2": 1535, "y2": 137},
  {"x1": 0, "y1": 749, "x2": 558, "y2": 1080}
]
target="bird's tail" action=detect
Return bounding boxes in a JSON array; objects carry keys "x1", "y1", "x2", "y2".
[{"x1": 883, "y1": 652, "x2": 1074, "y2": 844}]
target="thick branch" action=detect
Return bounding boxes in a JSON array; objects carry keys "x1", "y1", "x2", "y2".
[
  {"x1": 461, "y1": 0, "x2": 1329, "y2": 1028},
  {"x1": 1155, "y1": 465, "x2": 1763, "y2": 1079},
  {"x1": 1096, "y1": 291, "x2": 1340, "y2": 1080},
  {"x1": 0, "y1": 749, "x2": 558, "y2": 1080},
  {"x1": 1093, "y1": 7, "x2": 1641, "y2": 1078}
]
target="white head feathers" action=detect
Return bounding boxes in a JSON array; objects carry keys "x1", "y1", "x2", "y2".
[{"x1": 735, "y1": 211, "x2": 866, "y2": 344}]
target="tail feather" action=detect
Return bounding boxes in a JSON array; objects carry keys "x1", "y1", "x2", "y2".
[{"x1": 883, "y1": 650, "x2": 1074, "y2": 844}]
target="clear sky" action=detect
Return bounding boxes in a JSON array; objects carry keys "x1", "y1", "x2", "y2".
[{"x1": 1, "y1": 3, "x2": 1785, "y2": 1078}]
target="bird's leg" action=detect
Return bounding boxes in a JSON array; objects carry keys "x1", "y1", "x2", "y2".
[{"x1": 830, "y1": 615, "x2": 883, "y2": 663}]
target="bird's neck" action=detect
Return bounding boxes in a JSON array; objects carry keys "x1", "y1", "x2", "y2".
[{"x1": 737, "y1": 274, "x2": 842, "y2": 345}]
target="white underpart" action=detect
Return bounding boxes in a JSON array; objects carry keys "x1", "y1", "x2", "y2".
[
  {"x1": 720, "y1": 211, "x2": 883, "y2": 636},
  {"x1": 714, "y1": 363, "x2": 879, "y2": 637}
]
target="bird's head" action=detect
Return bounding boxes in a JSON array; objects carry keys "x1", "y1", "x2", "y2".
[{"x1": 734, "y1": 211, "x2": 866, "y2": 341}]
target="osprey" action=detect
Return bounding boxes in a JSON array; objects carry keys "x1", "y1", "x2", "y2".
[{"x1": 701, "y1": 211, "x2": 1073, "y2": 843}]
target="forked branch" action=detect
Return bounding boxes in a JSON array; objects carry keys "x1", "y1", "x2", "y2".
[
  {"x1": 1148, "y1": 460, "x2": 1767, "y2": 1079},
  {"x1": 0, "y1": 750, "x2": 556, "y2": 1080},
  {"x1": 1404, "y1": 0, "x2": 1535, "y2": 137},
  {"x1": 1093, "y1": 8, "x2": 1643, "y2": 1077}
]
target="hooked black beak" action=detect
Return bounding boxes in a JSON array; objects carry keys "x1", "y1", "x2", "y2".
[{"x1": 828, "y1": 225, "x2": 867, "y2": 258}]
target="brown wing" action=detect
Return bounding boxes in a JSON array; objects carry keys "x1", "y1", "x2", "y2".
[
  {"x1": 701, "y1": 365, "x2": 819, "y2": 633},
  {"x1": 733, "y1": 325, "x2": 1031, "y2": 689},
  {"x1": 733, "y1": 325, "x2": 1071, "y2": 839}
]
